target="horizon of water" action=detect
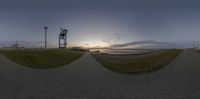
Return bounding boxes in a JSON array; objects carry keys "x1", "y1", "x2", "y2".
[{"x1": 90, "y1": 49, "x2": 162, "y2": 55}]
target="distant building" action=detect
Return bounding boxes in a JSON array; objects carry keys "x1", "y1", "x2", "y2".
[{"x1": 2, "y1": 41, "x2": 24, "y2": 50}]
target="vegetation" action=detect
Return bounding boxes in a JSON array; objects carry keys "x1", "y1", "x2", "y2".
[
  {"x1": 92, "y1": 49, "x2": 182, "y2": 74},
  {"x1": 0, "y1": 49, "x2": 84, "y2": 69}
]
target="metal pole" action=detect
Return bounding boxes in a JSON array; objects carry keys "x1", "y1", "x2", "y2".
[
  {"x1": 59, "y1": 35, "x2": 60, "y2": 48},
  {"x1": 44, "y1": 26, "x2": 48, "y2": 49},
  {"x1": 45, "y1": 29, "x2": 47, "y2": 48}
]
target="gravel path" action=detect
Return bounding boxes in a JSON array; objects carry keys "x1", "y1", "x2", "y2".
[{"x1": 0, "y1": 50, "x2": 200, "y2": 99}]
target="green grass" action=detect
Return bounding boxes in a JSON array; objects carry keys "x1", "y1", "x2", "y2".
[
  {"x1": 92, "y1": 49, "x2": 182, "y2": 74},
  {"x1": 0, "y1": 49, "x2": 84, "y2": 69}
]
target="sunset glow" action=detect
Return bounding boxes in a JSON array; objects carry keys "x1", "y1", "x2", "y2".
[{"x1": 80, "y1": 41, "x2": 110, "y2": 48}]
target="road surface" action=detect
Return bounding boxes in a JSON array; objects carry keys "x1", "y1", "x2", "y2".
[{"x1": 0, "y1": 50, "x2": 200, "y2": 99}]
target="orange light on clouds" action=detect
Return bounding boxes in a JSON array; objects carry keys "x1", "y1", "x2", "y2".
[{"x1": 80, "y1": 41, "x2": 110, "y2": 48}]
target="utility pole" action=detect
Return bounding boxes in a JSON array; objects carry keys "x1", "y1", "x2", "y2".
[
  {"x1": 44, "y1": 26, "x2": 48, "y2": 49},
  {"x1": 193, "y1": 41, "x2": 196, "y2": 49}
]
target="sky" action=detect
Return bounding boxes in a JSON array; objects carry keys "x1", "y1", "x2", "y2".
[{"x1": 1, "y1": 0, "x2": 200, "y2": 48}]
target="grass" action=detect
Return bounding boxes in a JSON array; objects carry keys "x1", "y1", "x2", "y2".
[
  {"x1": 0, "y1": 49, "x2": 84, "y2": 69},
  {"x1": 92, "y1": 49, "x2": 182, "y2": 74}
]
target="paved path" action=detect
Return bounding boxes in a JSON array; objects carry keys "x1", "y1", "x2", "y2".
[{"x1": 0, "y1": 50, "x2": 200, "y2": 99}]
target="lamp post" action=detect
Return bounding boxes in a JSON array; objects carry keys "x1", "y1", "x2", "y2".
[
  {"x1": 44, "y1": 26, "x2": 48, "y2": 49},
  {"x1": 193, "y1": 41, "x2": 195, "y2": 49}
]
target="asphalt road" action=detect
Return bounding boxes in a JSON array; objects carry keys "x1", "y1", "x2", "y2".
[{"x1": 0, "y1": 50, "x2": 200, "y2": 99}]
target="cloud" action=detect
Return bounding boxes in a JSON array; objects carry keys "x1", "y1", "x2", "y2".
[
  {"x1": 111, "y1": 40, "x2": 172, "y2": 48},
  {"x1": 0, "y1": 40, "x2": 54, "y2": 48},
  {"x1": 102, "y1": 32, "x2": 125, "y2": 45}
]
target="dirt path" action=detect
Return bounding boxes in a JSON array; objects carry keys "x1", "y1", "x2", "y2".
[{"x1": 0, "y1": 50, "x2": 200, "y2": 99}]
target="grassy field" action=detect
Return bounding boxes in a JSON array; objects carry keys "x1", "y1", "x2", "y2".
[
  {"x1": 0, "y1": 49, "x2": 84, "y2": 69},
  {"x1": 92, "y1": 49, "x2": 182, "y2": 73}
]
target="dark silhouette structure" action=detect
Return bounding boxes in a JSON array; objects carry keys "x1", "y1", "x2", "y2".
[
  {"x1": 59, "y1": 28, "x2": 68, "y2": 48},
  {"x1": 43, "y1": 26, "x2": 48, "y2": 49}
]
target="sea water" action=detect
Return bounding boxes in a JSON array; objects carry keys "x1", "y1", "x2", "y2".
[{"x1": 90, "y1": 49, "x2": 161, "y2": 55}]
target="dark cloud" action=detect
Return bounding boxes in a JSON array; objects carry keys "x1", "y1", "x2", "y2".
[{"x1": 111, "y1": 40, "x2": 172, "y2": 48}]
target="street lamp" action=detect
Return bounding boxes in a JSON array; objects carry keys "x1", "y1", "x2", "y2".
[{"x1": 44, "y1": 26, "x2": 48, "y2": 49}]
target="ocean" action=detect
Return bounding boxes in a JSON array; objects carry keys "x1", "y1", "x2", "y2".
[{"x1": 90, "y1": 49, "x2": 162, "y2": 55}]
